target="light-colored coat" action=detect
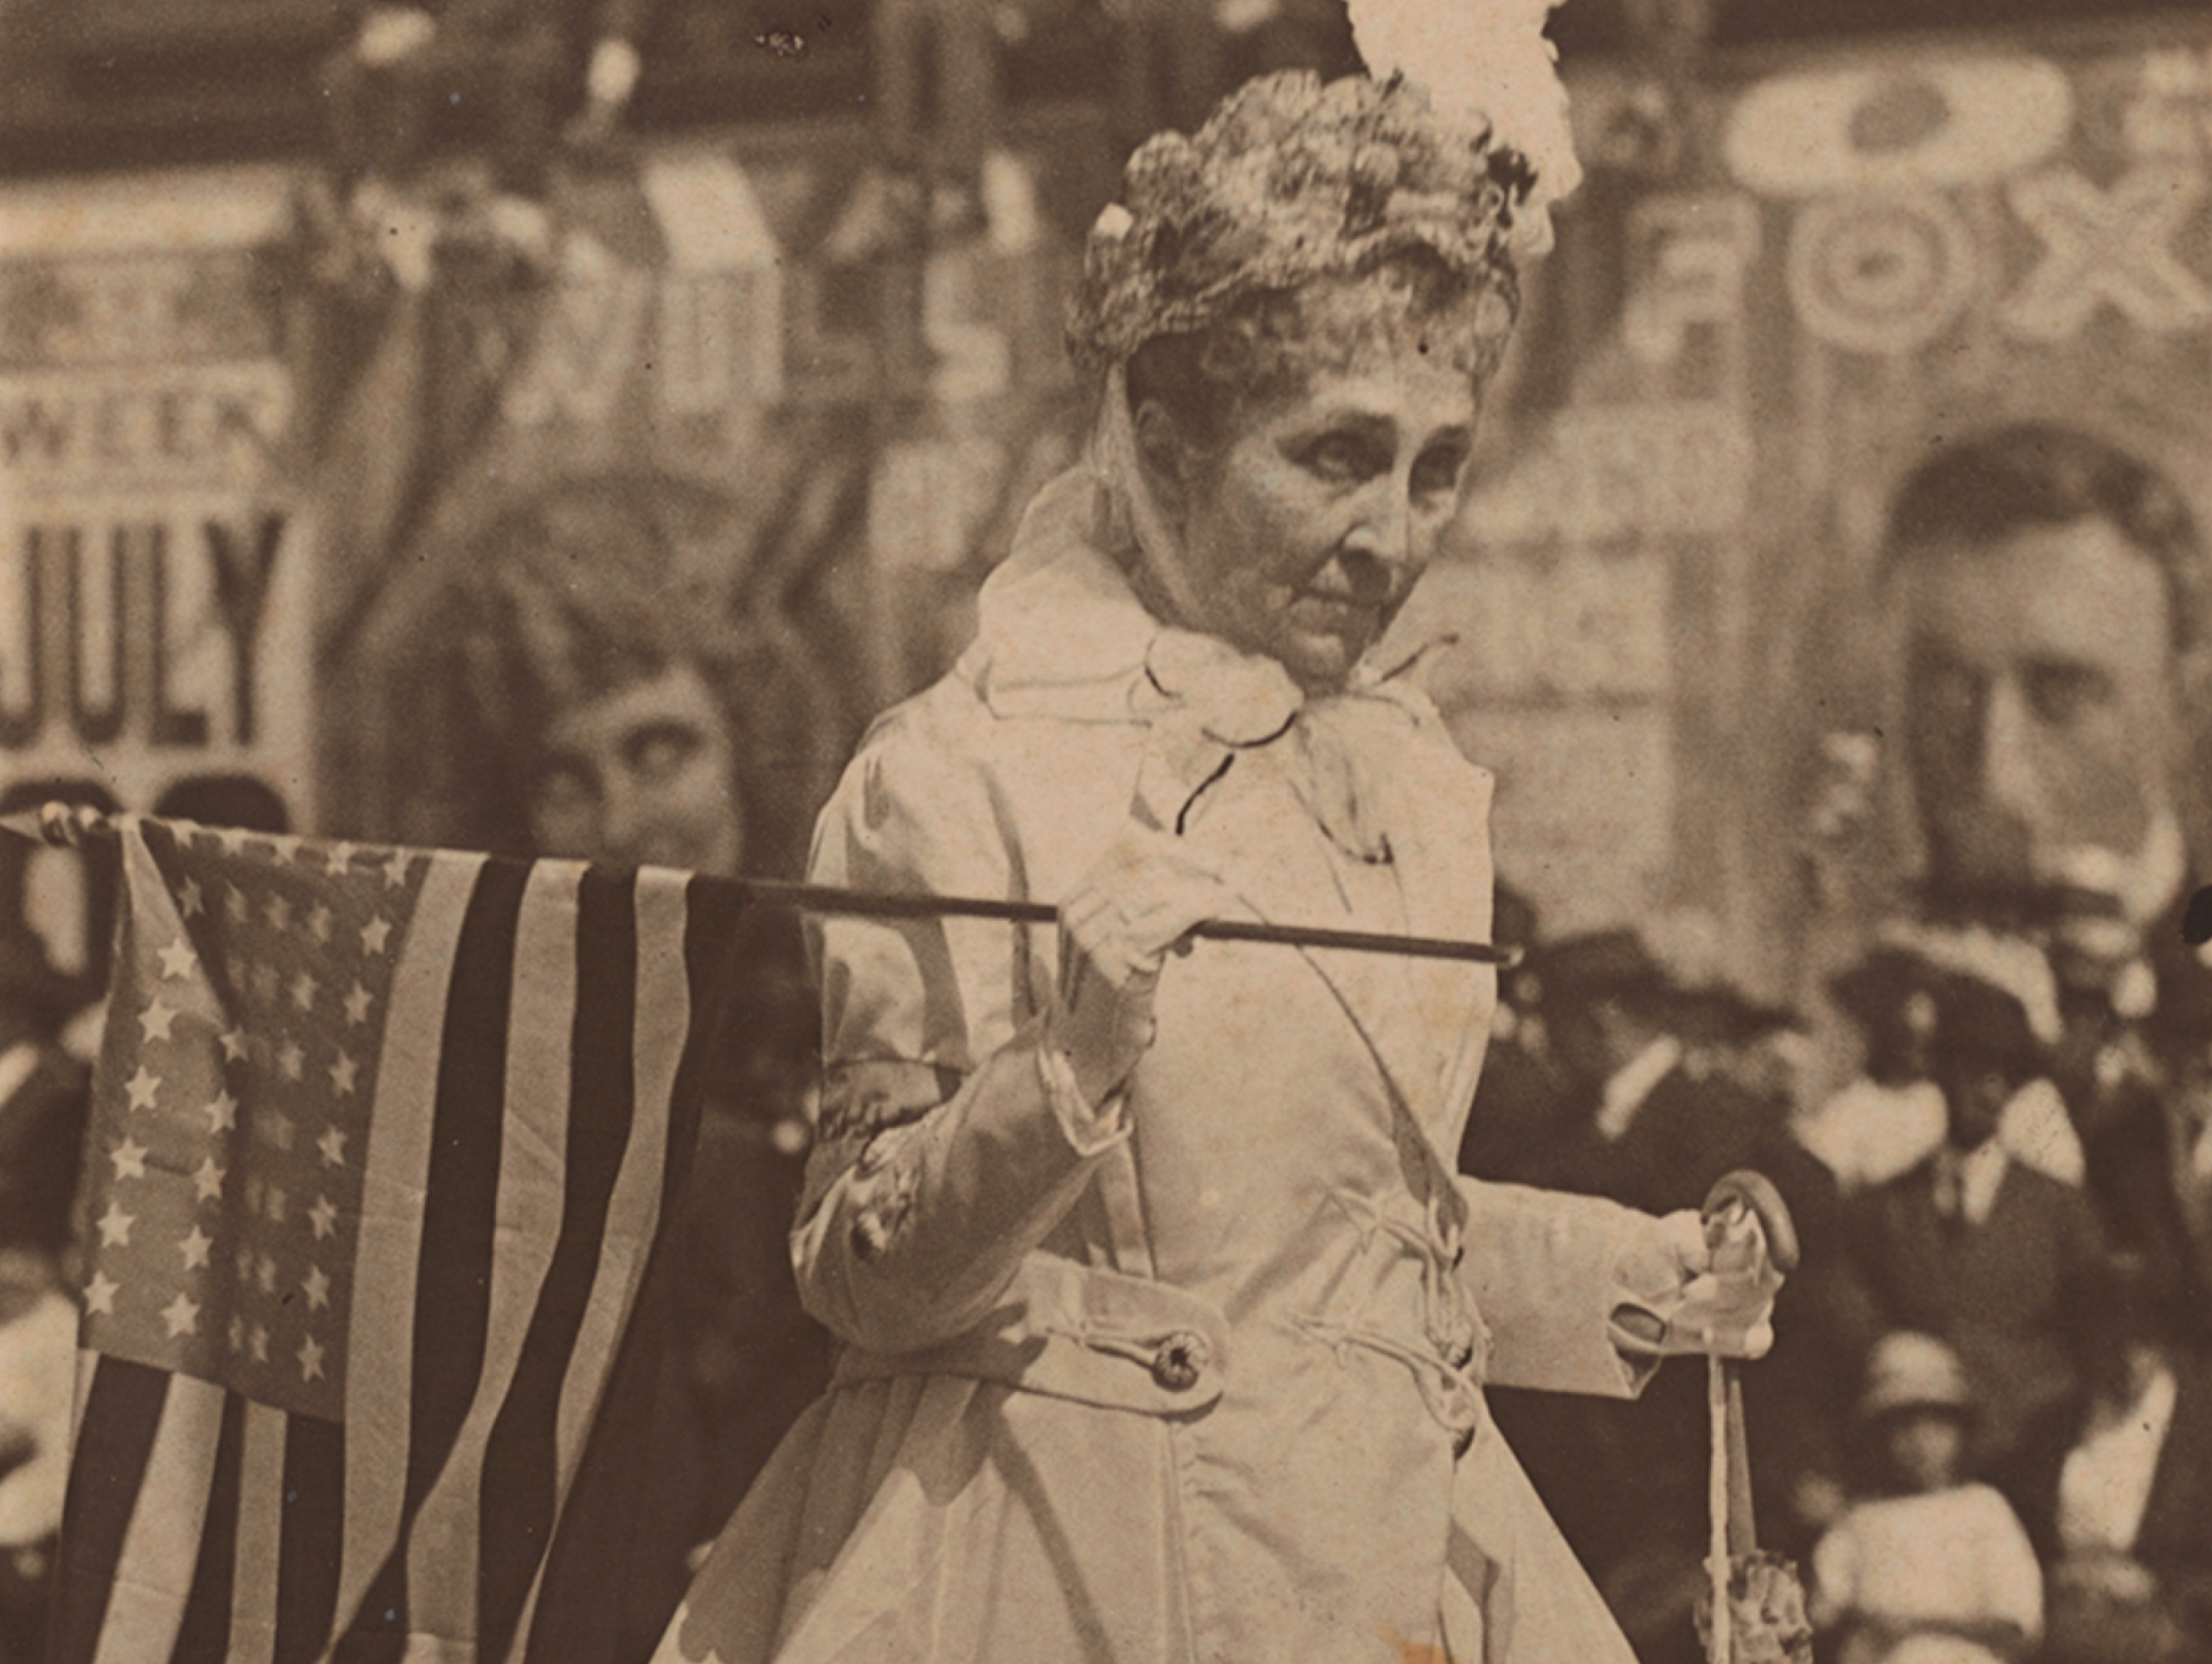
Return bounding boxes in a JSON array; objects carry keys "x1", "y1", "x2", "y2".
[{"x1": 656, "y1": 472, "x2": 1673, "y2": 1664}]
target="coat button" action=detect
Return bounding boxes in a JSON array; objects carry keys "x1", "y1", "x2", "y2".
[{"x1": 1151, "y1": 1331, "x2": 1209, "y2": 1392}]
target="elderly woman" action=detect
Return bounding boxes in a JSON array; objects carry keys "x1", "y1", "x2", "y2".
[{"x1": 656, "y1": 58, "x2": 1778, "y2": 1664}]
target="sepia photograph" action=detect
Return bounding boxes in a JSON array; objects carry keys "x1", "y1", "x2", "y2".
[{"x1": 1, "y1": 0, "x2": 2210, "y2": 1660}]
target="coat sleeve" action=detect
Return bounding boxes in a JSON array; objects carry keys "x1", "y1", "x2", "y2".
[
  {"x1": 1457, "y1": 1178, "x2": 1669, "y2": 1398},
  {"x1": 790, "y1": 697, "x2": 1128, "y2": 1355}
]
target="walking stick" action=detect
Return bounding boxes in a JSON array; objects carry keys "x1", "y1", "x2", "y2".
[{"x1": 1699, "y1": 1171, "x2": 1812, "y2": 1664}]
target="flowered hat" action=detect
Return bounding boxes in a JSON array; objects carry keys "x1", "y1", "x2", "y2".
[{"x1": 1065, "y1": 0, "x2": 1580, "y2": 383}]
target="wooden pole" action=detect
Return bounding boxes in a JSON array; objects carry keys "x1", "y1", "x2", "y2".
[{"x1": 12, "y1": 804, "x2": 1521, "y2": 968}]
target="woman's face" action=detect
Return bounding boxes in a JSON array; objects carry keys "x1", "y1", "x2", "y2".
[
  {"x1": 527, "y1": 663, "x2": 745, "y2": 874},
  {"x1": 1164, "y1": 319, "x2": 1479, "y2": 692},
  {"x1": 1886, "y1": 1410, "x2": 1965, "y2": 1493}
]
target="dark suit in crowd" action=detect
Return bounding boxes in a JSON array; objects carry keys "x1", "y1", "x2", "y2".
[{"x1": 1837, "y1": 1151, "x2": 2108, "y2": 1553}]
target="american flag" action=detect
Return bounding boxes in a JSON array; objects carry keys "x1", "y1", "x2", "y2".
[{"x1": 48, "y1": 813, "x2": 742, "y2": 1664}]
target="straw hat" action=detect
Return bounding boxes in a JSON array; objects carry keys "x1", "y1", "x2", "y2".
[{"x1": 1858, "y1": 1331, "x2": 1975, "y2": 1423}]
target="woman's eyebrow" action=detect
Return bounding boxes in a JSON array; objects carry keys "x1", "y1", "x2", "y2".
[{"x1": 1296, "y1": 407, "x2": 1398, "y2": 439}]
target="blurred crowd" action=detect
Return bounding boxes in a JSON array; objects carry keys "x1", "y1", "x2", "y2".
[
  {"x1": 1467, "y1": 892, "x2": 2212, "y2": 1664},
  {"x1": 2, "y1": 2, "x2": 2209, "y2": 1658}
]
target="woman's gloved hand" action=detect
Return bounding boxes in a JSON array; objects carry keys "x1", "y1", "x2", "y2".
[
  {"x1": 1612, "y1": 1206, "x2": 1786, "y2": 1361},
  {"x1": 1047, "y1": 830, "x2": 1230, "y2": 1109}
]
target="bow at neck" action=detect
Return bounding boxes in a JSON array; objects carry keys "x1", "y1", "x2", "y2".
[{"x1": 1135, "y1": 628, "x2": 1426, "y2": 863}]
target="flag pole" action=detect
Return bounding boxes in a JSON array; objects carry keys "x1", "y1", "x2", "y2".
[{"x1": 12, "y1": 803, "x2": 1521, "y2": 968}]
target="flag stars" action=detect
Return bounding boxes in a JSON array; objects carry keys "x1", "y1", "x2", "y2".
[
  {"x1": 97, "y1": 1201, "x2": 136, "y2": 1248},
  {"x1": 85, "y1": 1272, "x2": 118, "y2": 1317},
  {"x1": 161, "y1": 1292, "x2": 201, "y2": 1338},
  {"x1": 360, "y1": 915, "x2": 392, "y2": 957},
  {"x1": 382, "y1": 850, "x2": 412, "y2": 889},
  {"x1": 318, "y1": 1123, "x2": 349, "y2": 1167},
  {"x1": 228, "y1": 1314, "x2": 246, "y2": 1354},
  {"x1": 255, "y1": 1111, "x2": 296, "y2": 1152},
  {"x1": 157, "y1": 938, "x2": 198, "y2": 980},
  {"x1": 201, "y1": 1090, "x2": 238, "y2": 1135},
  {"x1": 126, "y1": 1067, "x2": 161, "y2": 1112},
  {"x1": 138, "y1": 999, "x2": 179, "y2": 1042},
  {"x1": 193, "y1": 1157, "x2": 226, "y2": 1204},
  {"x1": 344, "y1": 982, "x2": 374, "y2": 1026},
  {"x1": 303, "y1": 1264, "x2": 331, "y2": 1312},
  {"x1": 265, "y1": 893, "x2": 293, "y2": 934},
  {"x1": 265, "y1": 1186, "x2": 288, "y2": 1224},
  {"x1": 277, "y1": 1039, "x2": 305, "y2": 1082},
  {"x1": 160, "y1": 1283, "x2": 201, "y2": 1336},
  {"x1": 308, "y1": 1196, "x2": 339, "y2": 1241},
  {"x1": 298, "y1": 1335, "x2": 326, "y2": 1383},
  {"x1": 107, "y1": 1136, "x2": 148, "y2": 1181},
  {"x1": 226, "y1": 884, "x2": 251, "y2": 925},
  {"x1": 323, "y1": 840, "x2": 356, "y2": 877},
  {"x1": 179, "y1": 1226, "x2": 213, "y2": 1270},
  {"x1": 221, "y1": 1028, "x2": 250, "y2": 1063},
  {"x1": 329, "y1": 1052, "x2": 359, "y2": 1099},
  {"x1": 255, "y1": 1252, "x2": 277, "y2": 1295},
  {"x1": 179, "y1": 877, "x2": 205, "y2": 919},
  {"x1": 215, "y1": 827, "x2": 252, "y2": 856},
  {"x1": 308, "y1": 904, "x2": 335, "y2": 945},
  {"x1": 250, "y1": 1323, "x2": 269, "y2": 1364},
  {"x1": 290, "y1": 971, "x2": 319, "y2": 1013}
]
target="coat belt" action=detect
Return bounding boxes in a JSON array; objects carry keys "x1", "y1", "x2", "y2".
[{"x1": 831, "y1": 1252, "x2": 1230, "y2": 1416}]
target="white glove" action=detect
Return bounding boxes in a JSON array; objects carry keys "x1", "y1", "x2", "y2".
[
  {"x1": 1614, "y1": 1206, "x2": 1785, "y2": 1360},
  {"x1": 1046, "y1": 830, "x2": 1228, "y2": 1110}
]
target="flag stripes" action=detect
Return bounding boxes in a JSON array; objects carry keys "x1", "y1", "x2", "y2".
[
  {"x1": 474, "y1": 866, "x2": 638, "y2": 1663},
  {"x1": 227, "y1": 1401, "x2": 285, "y2": 1664},
  {"x1": 331, "y1": 851, "x2": 482, "y2": 1642},
  {"x1": 274, "y1": 1415, "x2": 344, "y2": 1662},
  {"x1": 51, "y1": 818, "x2": 744, "y2": 1664},
  {"x1": 99, "y1": 1374, "x2": 226, "y2": 1662},
  {"x1": 52, "y1": 1358, "x2": 170, "y2": 1664},
  {"x1": 338, "y1": 857, "x2": 531, "y2": 1662},
  {"x1": 400, "y1": 860, "x2": 584, "y2": 1655},
  {"x1": 516, "y1": 869, "x2": 732, "y2": 1664},
  {"x1": 171, "y1": 1392, "x2": 246, "y2": 1660}
]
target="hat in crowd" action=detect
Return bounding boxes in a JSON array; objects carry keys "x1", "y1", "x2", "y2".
[
  {"x1": 1665, "y1": 985, "x2": 1801, "y2": 1049},
  {"x1": 1858, "y1": 1331, "x2": 1976, "y2": 1423},
  {"x1": 1928, "y1": 972, "x2": 2044, "y2": 1082},
  {"x1": 1828, "y1": 945, "x2": 1946, "y2": 1032},
  {"x1": 1531, "y1": 929, "x2": 1673, "y2": 1013}
]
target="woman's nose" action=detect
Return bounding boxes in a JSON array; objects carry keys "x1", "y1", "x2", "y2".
[
  {"x1": 1344, "y1": 478, "x2": 1416, "y2": 577},
  {"x1": 597, "y1": 790, "x2": 651, "y2": 864},
  {"x1": 1977, "y1": 676, "x2": 2056, "y2": 835}
]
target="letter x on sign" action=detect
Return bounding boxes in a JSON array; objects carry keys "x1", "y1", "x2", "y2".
[{"x1": 2002, "y1": 162, "x2": 2212, "y2": 341}]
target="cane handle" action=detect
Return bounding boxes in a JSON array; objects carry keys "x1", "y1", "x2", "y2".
[{"x1": 1700, "y1": 1169, "x2": 1800, "y2": 1275}]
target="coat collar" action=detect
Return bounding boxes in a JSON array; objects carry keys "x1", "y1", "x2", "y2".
[
  {"x1": 960, "y1": 467, "x2": 1496, "y2": 1148},
  {"x1": 958, "y1": 468, "x2": 1157, "y2": 723}
]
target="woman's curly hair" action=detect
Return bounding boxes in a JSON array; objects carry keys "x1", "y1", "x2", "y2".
[{"x1": 1066, "y1": 70, "x2": 1530, "y2": 394}]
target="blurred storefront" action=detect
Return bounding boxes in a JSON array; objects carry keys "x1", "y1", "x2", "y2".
[{"x1": 2, "y1": 0, "x2": 2208, "y2": 1021}]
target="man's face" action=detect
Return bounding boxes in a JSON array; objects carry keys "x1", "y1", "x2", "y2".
[
  {"x1": 1898, "y1": 515, "x2": 2183, "y2": 910},
  {"x1": 1937, "y1": 1058, "x2": 2015, "y2": 1151},
  {"x1": 526, "y1": 664, "x2": 744, "y2": 875}
]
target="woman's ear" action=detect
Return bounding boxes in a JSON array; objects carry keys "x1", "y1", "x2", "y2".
[{"x1": 1132, "y1": 398, "x2": 1191, "y2": 527}]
